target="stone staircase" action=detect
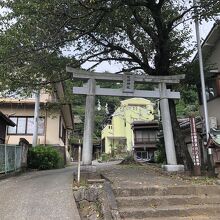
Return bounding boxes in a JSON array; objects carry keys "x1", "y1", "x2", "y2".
[{"x1": 114, "y1": 185, "x2": 220, "y2": 219}]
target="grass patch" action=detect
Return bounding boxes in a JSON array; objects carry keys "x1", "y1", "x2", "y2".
[{"x1": 120, "y1": 154, "x2": 142, "y2": 165}]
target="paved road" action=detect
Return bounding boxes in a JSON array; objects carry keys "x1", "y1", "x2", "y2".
[{"x1": 0, "y1": 166, "x2": 81, "y2": 220}]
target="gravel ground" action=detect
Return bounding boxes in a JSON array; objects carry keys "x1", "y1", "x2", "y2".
[{"x1": 94, "y1": 160, "x2": 217, "y2": 188}]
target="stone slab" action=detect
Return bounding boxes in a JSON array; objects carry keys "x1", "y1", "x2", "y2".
[
  {"x1": 80, "y1": 165, "x2": 97, "y2": 173},
  {"x1": 162, "y1": 165, "x2": 185, "y2": 172}
]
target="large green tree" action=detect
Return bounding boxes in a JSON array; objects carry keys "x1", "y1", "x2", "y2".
[
  {"x1": 0, "y1": 4, "x2": 77, "y2": 93},
  {"x1": 1, "y1": 1, "x2": 219, "y2": 78},
  {"x1": 0, "y1": 0, "x2": 219, "y2": 168}
]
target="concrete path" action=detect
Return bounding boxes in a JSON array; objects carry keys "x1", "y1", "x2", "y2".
[{"x1": 0, "y1": 166, "x2": 81, "y2": 220}]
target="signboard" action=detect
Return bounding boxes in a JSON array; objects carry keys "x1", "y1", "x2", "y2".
[
  {"x1": 123, "y1": 73, "x2": 134, "y2": 93},
  {"x1": 190, "y1": 117, "x2": 201, "y2": 166}
]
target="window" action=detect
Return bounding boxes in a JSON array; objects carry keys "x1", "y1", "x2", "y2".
[
  {"x1": 134, "y1": 130, "x2": 158, "y2": 143},
  {"x1": 205, "y1": 78, "x2": 218, "y2": 100},
  {"x1": 7, "y1": 116, "x2": 44, "y2": 135},
  {"x1": 17, "y1": 117, "x2": 26, "y2": 134},
  {"x1": 26, "y1": 117, "x2": 44, "y2": 135},
  {"x1": 8, "y1": 118, "x2": 17, "y2": 134},
  {"x1": 27, "y1": 117, "x2": 34, "y2": 134},
  {"x1": 198, "y1": 76, "x2": 220, "y2": 104}
]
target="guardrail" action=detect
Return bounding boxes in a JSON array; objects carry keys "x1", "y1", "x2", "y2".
[{"x1": 0, "y1": 144, "x2": 22, "y2": 174}]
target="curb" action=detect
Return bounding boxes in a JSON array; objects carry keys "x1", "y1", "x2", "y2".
[
  {"x1": 103, "y1": 181, "x2": 121, "y2": 220},
  {"x1": 0, "y1": 170, "x2": 24, "y2": 181}
]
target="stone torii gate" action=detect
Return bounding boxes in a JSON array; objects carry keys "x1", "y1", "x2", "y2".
[{"x1": 67, "y1": 67, "x2": 185, "y2": 172}]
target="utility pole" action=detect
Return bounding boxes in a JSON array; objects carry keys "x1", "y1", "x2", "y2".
[
  {"x1": 32, "y1": 91, "x2": 40, "y2": 147},
  {"x1": 193, "y1": 0, "x2": 212, "y2": 169},
  {"x1": 193, "y1": 0, "x2": 210, "y2": 142}
]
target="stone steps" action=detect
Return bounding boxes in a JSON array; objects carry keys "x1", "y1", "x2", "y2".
[
  {"x1": 114, "y1": 185, "x2": 220, "y2": 197},
  {"x1": 117, "y1": 195, "x2": 220, "y2": 208},
  {"x1": 114, "y1": 185, "x2": 220, "y2": 219},
  {"x1": 126, "y1": 216, "x2": 220, "y2": 220},
  {"x1": 119, "y1": 204, "x2": 220, "y2": 219}
]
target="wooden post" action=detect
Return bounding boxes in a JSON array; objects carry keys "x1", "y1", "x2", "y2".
[
  {"x1": 14, "y1": 145, "x2": 16, "y2": 171},
  {"x1": 77, "y1": 139, "x2": 81, "y2": 184},
  {"x1": 4, "y1": 143, "x2": 7, "y2": 174}
]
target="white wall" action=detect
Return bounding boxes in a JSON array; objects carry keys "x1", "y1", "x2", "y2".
[
  {"x1": 206, "y1": 39, "x2": 220, "y2": 71},
  {"x1": 200, "y1": 98, "x2": 220, "y2": 128}
]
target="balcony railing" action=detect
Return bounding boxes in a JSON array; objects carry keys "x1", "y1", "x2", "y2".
[{"x1": 134, "y1": 137, "x2": 158, "y2": 144}]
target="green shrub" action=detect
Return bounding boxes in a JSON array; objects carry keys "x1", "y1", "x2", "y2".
[
  {"x1": 120, "y1": 153, "x2": 140, "y2": 165},
  {"x1": 154, "y1": 140, "x2": 166, "y2": 164},
  {"x1": 28, "y1": 145, "x2": 64, "y2": 170},
  {"x1": 100, "y1": 153, "x2": 110, "y2": 162}
]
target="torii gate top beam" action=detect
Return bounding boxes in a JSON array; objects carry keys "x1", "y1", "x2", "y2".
[{"x1": 67, "y1": 67, "x2": 185, "y2": 84}]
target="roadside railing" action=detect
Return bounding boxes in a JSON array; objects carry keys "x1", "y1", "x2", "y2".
[{"x1": 0, "y1": 144, "x2": 22, "y2": 174}]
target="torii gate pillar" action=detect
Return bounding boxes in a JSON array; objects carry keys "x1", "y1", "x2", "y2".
[
  {"x1": 82, "y1": 79, "x2": 96, "y2": 165},
  {"x1": 160, "y1": 83, "x2": 177, "y2": 165},
  {"x1": 159, "y1": 83, "x2": 184, "y2": 171}
]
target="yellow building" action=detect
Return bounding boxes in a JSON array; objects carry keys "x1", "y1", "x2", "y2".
[{"x1": 101, "y1": 98, "x2": 154, "y2": 154}]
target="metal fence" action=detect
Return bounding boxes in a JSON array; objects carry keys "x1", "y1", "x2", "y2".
[{"x1": 0, "y1": 144, "x2": 22, "y2": 174}]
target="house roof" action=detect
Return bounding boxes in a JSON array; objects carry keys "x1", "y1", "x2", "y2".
[
  {"x1": 121, "y1": 98, "x2": 152, "y2": 107},
  {"x1": 131, "y1": 120, "x2": 159, "y2": 129},
  {"x1": 61, "y1": 104, "x2": 74, "y2": 130},
  {"x1": 54, "y1": 82, "x2": 74, "y2": 130},
  {"x1": 108, "y1": 136, "x2": 126, "y2": 140},
  {"x1": 179, "y1": 117, "x2": 202, "y2": 130},
  {"x1": 193, "y1": 21, "x2": 220, "y2": 63},
  {"x1": 0, "y1": 111, "x2": 16, "y2": 126},
  {"x1": 0, "y1": 92, "x2": 52, "y2": 105}
]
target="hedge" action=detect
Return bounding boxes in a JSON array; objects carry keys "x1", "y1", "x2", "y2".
[{"x1": 28, "y1": 145, "x2": 64, "y2": 170}]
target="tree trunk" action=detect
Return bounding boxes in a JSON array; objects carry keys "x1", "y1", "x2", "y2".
[{"x1": 169, "y1": 99, "x2": 194, "y2": 171}]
